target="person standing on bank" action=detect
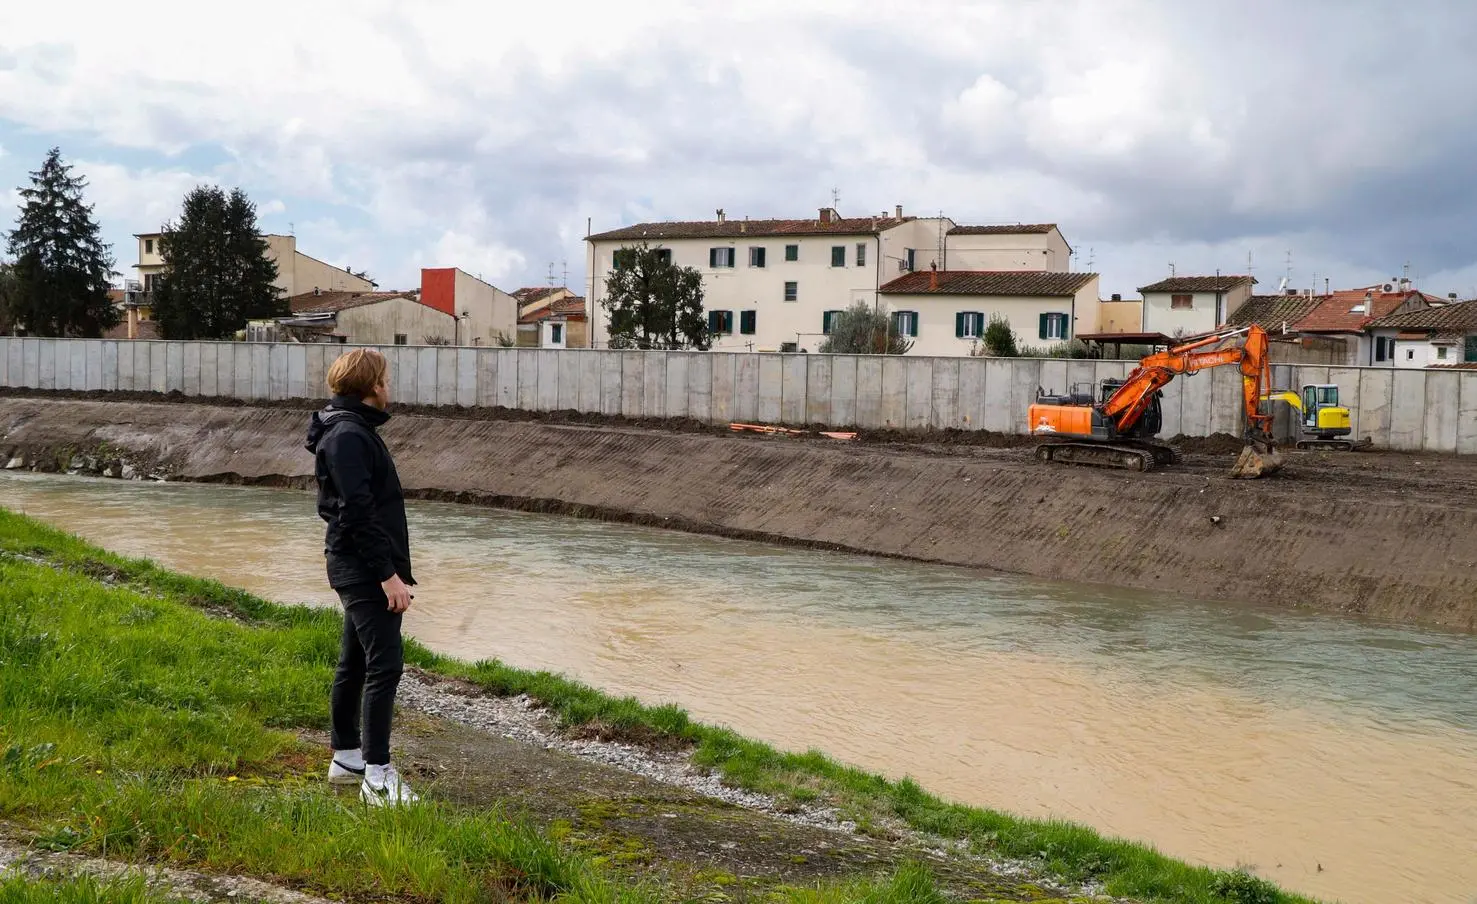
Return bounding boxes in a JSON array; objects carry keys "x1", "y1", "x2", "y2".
[{"x1": 304, "y1": 348, "x2": 419, "y2": 806}]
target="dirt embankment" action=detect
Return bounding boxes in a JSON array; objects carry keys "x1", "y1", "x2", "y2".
[{"x1": 2, "y1": 393, "x2": 1475, "y2": 631}]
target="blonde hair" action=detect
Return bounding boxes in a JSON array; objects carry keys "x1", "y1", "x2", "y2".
[{"x1": 326, "y1": 348, "x2": 389, "y2": 398}]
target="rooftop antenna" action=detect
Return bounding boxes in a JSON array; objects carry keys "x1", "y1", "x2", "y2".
[
  {"x1": 1247, "y1": 250, "x2": 1253, "y2": 280},
  {"x1": 1284, "y1": 249, "x2": 1293, "y2": 284},
  {"x1": 1087, "y1": 247, "x2": 1095, "y2": 270},
  {"x1": 288, "y1": 221, "x2": 295, "y2": 237},
  {"x1": 1169, "y1": 261, "x2": 1176, "y2": 277},
  {"x1": 561, "y1": 260, "x2": 569, "y2": 288},
  {"x1": 831, "y1": 187, "x2": 840, "y2": 210}
]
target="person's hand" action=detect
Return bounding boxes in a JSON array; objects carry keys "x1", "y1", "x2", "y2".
[{"x1": 382, "y1": 574, "x2": 412, "y2": 613}]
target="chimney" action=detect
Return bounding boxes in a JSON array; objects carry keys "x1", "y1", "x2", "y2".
[
  {"x1": 716, "y1": 209, "x2": 725, "y2": 223},
  {"x1": 895, "y1": 204, "x2": 903, "y2": 219},
  {"x1": 1285, "y1": 288, "x2": 1297, "y2": 296},
  {"x1": 819, "y1": 207, "x2": 833, "y2": 225},
  {"x1": 1325, "y1": 277, "x2": 1330, "y2": 295},
  {"x1": 1111, "y1": 293, "x2": 1122, "y2": 301},
  {"x1": 739, "y1": 221, "x2": 746, "y2": 233},
  {"x1": 929, "y1": 260, "x2": 939, "y2": 290}
]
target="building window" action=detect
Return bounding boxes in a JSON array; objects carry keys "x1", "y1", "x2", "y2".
[
  {"x1": 1466, "y1": 336, "x2": 1477, "y2": 363},
  {"x1": 709, "y1": 247, "x2": 736, "y2": 268},
  {"x1": 1040, "y1": 312, "x2": 1070, "y2": 341},
  {"x1": 1407, "y1": 349, "x2": 1416, "y2": 361},
  {"x1": 551, "y1": 324, "x2": 564, "y2": 345},
  {"x1": 822, "y1": 309, "x2": 845, "y2": 334},
  {"x1": 856, "y1": 243, "x2": 867, "y2": 267},
  {"x1": 892, "y1": 310, "x2": 918, "y2": 337},
  {"x1": 144, "y1": 238, "x2": 154, "y2": 254},
  {"x1": 831, "y1": 246, "x2": 846, "y2": 267},
  {"x1": 614, "y1": 249, "x2": 635, "y2": 270},
  {"x1": 1438, "y1": 346, "x2": 1449, "y2": 360},
  {"x1": 785, "y1": 244, "x2": 799, "y2": 262},
  {"x1": 143, "y1": 274, "x2": 157, "y2": 293},
  {"x1": 954, "y1": 311, "x2": 985, "y2": 339},
  {"x1": 749, "y1": 247, "x2": 766, "y2": 268},
  {"x1": 784, "y1": 281, "x2": 798, "y2": 302},
  {"x1": 1171, "y1": 294, "x2": 1193, "y2": 310},
  {"x1": 905, "y1": 248, "x2": 916, "y2": 272},
  {"x1": 740, "y1": 310, "x2": 757, "y2": 335},
  {"x1": 1375, "y1": 336, "x2": 1392, "y2": 362},
  {"x1": 708, "y1": 310, "x2": 734, "y2": 334},
  {"x1": 394, "y1": 333, "x2": 408, "y2": 346}
]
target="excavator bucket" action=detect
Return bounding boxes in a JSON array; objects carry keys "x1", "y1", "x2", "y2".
[{"x1": 1228, "y1": 442, "x2": 1284, "y2": 479}]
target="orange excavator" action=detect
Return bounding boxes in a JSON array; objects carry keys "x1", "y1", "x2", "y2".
[{"x1": 1026, "y1": 324, "x2": 1284, "y2": 478}]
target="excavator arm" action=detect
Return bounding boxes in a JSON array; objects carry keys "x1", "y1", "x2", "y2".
[{"x1": 1102, "y1": 325, "x2": 1276, "y2": 446}]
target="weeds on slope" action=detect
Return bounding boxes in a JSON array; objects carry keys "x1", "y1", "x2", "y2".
[
  {"x1": 0, "y1": 508, "x2": 1305, "y2": 904},
  {"x1": 0, "y1": 875, "x2": 163, "y2": 904},
  {"x1": 0, "y1": 510, "x2": 947, "y2": 904}
]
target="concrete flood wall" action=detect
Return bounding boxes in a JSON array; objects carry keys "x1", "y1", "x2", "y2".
[{"x1": 0, "y1": 336, "x2": 1470, "y2": 452}]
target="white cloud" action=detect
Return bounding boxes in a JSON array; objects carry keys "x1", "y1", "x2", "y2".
[{"x1": 3, "y1": 0, "x2": 1477, "y2": 295}]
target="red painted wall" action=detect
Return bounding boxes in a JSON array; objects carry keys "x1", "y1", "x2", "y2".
[{"x1": 421, "y1": 268, "x2": 457, "y2": 316}]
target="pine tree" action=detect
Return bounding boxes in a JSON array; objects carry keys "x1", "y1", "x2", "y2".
[
  {"x1": 153, "y1": 186, "x2": 283, "y2": 340},
  {"x1": 601, "y1": 242, "x2": 708, "y2": 350},
  {"x1": 0, "y1": 261, "x2": 18, "y2": 335},
  {"x1": 4, "y1": 148, "x2": 119, "y2": 337}
]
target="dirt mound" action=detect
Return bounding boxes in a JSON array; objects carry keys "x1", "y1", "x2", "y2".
[{"x1": 1167, "y1": 432, "x2": 1249, "y2": 455}]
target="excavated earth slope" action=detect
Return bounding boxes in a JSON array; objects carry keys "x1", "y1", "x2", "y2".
[{"x1": 1, "y1": 396, "x2": 1474, "y2": 631}]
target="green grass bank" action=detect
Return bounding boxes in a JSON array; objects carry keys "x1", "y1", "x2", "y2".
[{"x1": 0, "y1": 507, "x2": 1308, "y2": 904}]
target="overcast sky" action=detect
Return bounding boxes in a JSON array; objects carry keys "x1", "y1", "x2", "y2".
[{"x1": 3, "y1": 0, "x2": 1477, "y2": 301}]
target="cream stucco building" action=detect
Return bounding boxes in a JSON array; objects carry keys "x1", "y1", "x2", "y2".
[
  {"x1": 584, "y1": 207, "x2": 1076, "y2": 354},
  {"x1": 876, "y1": 270, "x2": 1100, "y2": 356},
  {"x1": 1138, "y1": 275, "x2": 1257, "y2": 338},
  {"x1": 133, "y1": 232, "x2": 375, "y2": 302}
]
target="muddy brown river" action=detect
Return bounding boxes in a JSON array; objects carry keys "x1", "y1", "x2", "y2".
[{"x1": 3, "y1": 471, "x2": 1474, "y2": 904}]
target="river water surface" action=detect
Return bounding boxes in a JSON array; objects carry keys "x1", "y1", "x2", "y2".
[{"x1": 3, "y1": 471, "x2": 1474, "y2": 904}]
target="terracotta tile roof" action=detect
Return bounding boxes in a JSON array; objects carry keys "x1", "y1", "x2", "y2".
[
  {"x1": 879, "y1": 270, "x2": 1097, "y2": 297},
  {"x1": 519, "y1": 295, "x2": 587, "y2": 323},
  {"x1": 947, "y1": 223, "x2": 1056, "y2": 235},
  {"x1": 1295, "y1": 288, "x2": 1426, "y2": 334},
  {"x1": 290, "y1": 291, "x2": 422, "y2": 315},
  {"x1": 1138, "y1": 275, "x2": 1257, "y2": 293},
  {"x1": 1226, "y1": 294, "x2": 1326, "y2": 331},
  {"x1": 1429, "y1": 362, "x2": 1477, "y2": 370},
  {"x1": 1368, "y1": 299, "x2": 1477, "y2": 332},
  {"x1": 513, "y1": 286, "x2": 565, "y2": 304},
  {"x1": 587, "y1": 215, "x2": 912, "y2": 242}
]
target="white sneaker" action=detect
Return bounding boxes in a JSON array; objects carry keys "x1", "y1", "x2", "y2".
[
  {"x1": 328, "y1": 754, "x2": 366, "y2": 786},
  {"x1": 361, "y1": 763, "x2": 419, "y2": 807}
]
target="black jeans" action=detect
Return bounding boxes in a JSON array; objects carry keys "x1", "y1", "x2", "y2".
[{"x1": 329, "y1": 583, "x2": 404, "y2": 766}]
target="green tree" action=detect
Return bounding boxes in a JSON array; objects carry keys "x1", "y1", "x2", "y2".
[
  {"x1": 153, "y1": 185, "x2": 283, "y2": 340},
  {"x1": 0, "y1": 261, "x2": 18, "y2": 335},
  {"x1": 601, "y1": 242, "x2": 708, "y2": 349},
  {"x1": 4, "y1": 147, "x2": 119, "y2": 337},
  {"x1": 982, "y1": 313, "x2": 1019, "y2": 357},
  {"x1": 819, "y1": 301, "x2": 912, "y2": 354}
]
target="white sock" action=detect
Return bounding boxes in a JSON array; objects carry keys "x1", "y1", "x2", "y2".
[{"x1": 333, "y1": 748, "x2": 365, "y2": 769}]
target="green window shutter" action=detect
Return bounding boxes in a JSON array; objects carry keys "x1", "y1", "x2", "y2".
[
  {"x1": 823, "y1": 311, "x2": 836, "y2": 334},
  {"x1": 741, "y1": 311, "x2": 756, "y2": 335},
  {"x1": 756, "y1": 247, "x2": 765, "y2": 267},
  {"x1": 1039, "y1": 313, "x2": 1049, "y2": 340},
  {"x1": 708, "y1": 311, "x2": 719, "y2": 333},
  {"x1": 709, "y1": 248, "x2": 718, "y2": 268},
  {"x1": 955, "y1": 312, "x2": 965, "y2": 338},
  {"x1": 1060, "y1": 314, "x2": 1070, "y2": 340},
  {"x1": 785, "y1": 244, "x2": 798, "y2": 261},
  {"x1": 831, "y1": 246, "x2": 845, "y2": 267}
]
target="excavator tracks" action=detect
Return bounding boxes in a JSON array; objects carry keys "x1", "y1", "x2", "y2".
[{"x1": 1034, "y1": 441, "x2": 1167, "y2": 473}]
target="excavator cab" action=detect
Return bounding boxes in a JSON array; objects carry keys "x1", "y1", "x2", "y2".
[{"x1": 1263, "y1": 384, "x2": 1364, "y2": 450}]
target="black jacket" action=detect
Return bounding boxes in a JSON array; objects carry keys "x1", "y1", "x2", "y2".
[{"x1": 305, "y1": 395, "x2": 415, "y2": 589}]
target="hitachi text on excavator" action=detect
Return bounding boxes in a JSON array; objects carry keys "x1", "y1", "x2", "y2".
[{"x1": 1026, "y1": 325, "x2": 1284, "y2": 478}]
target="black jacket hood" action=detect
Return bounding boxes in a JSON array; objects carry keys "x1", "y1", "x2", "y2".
[{"x1": 305, "y1": 395, "x2": 390, "y2": 453}]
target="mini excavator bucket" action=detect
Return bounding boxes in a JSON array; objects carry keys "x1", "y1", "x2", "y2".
[{"x1": 1228, "y1": 441, "x2": 1284, "y2": 479}]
